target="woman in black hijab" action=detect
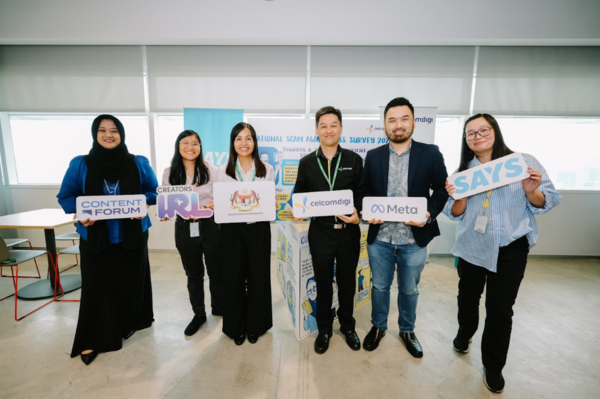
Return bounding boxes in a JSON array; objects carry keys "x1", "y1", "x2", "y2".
[{"x1": 57, "y1": 115, "x2": 159, "y2": 365}]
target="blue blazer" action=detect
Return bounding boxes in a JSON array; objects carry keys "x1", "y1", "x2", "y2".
[{"x1": 364, "y1": 140, "x2": 448, "y2": 246}]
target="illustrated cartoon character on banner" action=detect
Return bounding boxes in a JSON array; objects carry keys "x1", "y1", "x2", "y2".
[{"x1": 303, "y1": 276, "x2": 318, "y2": 333}]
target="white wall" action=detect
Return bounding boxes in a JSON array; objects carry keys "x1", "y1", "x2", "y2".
[
  {"x1": 1, "y1": 0, "x2": 599, "y2": 46},
  {"x1": 3, "y1": 186, "x2": 600, "y2": 257}
]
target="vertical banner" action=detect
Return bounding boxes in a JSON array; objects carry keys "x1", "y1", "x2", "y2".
[{"x1": 183, "y1": 108, "x2": 243, "y2": 167}]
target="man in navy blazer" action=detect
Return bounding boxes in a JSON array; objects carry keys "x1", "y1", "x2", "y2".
[{"x1": 362, "y1": 97, "x2": 448, "y2": 357}]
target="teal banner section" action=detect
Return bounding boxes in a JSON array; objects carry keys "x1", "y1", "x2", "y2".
[{"x1": 183, "y1": 108, "x2": 243, "y2": 167}]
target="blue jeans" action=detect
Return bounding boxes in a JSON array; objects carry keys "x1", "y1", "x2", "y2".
[{"x1": 367, "y1": 240, "x2": 427, "y2": 333}]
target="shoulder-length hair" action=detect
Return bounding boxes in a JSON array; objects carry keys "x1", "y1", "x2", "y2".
[
  {"x1": 458, "y1": 113, "x2": 514, "y2": 172},
  {"x1": 168, "y1": 130, "x2": 209, "y2": 186},
  {"x1": 225, "y1": 122, "x2": 266, "y2": 179}
]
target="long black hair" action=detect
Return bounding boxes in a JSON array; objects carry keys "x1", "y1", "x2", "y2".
[
  {"x1": 225, "y1": 122, "x2": 267, "y2": 179},
  {"x1": 458, "y1": 113, "x2": 514, "y2": 172},
  {"x1": 168, "y1": 130, "x2": 210, "y2": 186}
]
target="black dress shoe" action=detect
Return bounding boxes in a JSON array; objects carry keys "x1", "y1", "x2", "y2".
[
  {"x1": 400, "y1": 332, "x2": 423, "y2": 358},
  {"x1": 123, "y1": 330, "x2": 136, "y2": 340},
  {"x1": 234, "y1": 334, "x2": 246, "y2": 346},
  {"x1": 80, "y1": 351, "x2": 98, "y2": 365},
  {"x1": 184, "y1": 315, "x2": 207, "y2": 336},
  {"x1": 341, "y1": 329, "x2": 361, "y2": 351},
  {"x1": 363, "y1": 326, "x2": 386, "y2": 351},
  {"x1": 247, "y1": 334, "x2": 259, "y2": 344},
  {"x1": 314, "y1": 331, "x2": 332, "y2": 354},
  {"x1": 484, "y1": 368, "x2": 505, "y2": 393},
  {"x1": 453, "y1": 334, "x2": 472, "y2": 354}
]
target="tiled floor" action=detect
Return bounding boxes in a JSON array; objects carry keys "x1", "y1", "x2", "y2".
[{"x1": 1, "y1": 253, "x2": 599, "y2": 399}]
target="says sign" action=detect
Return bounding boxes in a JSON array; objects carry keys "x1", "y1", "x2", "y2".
[
  {"x1": 156, "y1": 185, "x2": 214, "y2": 219},
  {"x1": 76, "y1": 195, "x2": 147, "y2": 221},
  {"x1": 448, "y1": 153, "x2": 530, "y2": 200},
  {"x1": 213, "y1": 181, "x2": 276, "y2": 224},
  {"x1": 292, "y1": 190, "x2": 354, "y2": 218},
  {"x1": 362, "y1": 197, "x2": 427, "y2": 222}
]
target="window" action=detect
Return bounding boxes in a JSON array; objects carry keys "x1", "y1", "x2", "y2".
[
  {"x1": 497, "y1": 117, "x2": 600, "y2": 190},
  {"x1": 6, "y1": 115, "x2": 151, "y2": 184}
]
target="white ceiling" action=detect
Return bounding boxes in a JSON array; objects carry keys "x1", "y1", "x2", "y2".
[{"x1": 1, "y1": 0, "x2": 599, "y2": 46}]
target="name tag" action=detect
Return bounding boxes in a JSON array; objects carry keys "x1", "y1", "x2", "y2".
[{"x1": 362, "y1": 197, "x2": 427, "y2": 222}]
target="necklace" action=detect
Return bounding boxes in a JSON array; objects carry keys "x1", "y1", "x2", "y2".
[{"x1": 103, "y1": 179, "x2": 120, "y2": 196}]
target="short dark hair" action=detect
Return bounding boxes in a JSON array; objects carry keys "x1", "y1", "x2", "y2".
[
  {"x1": 384, "y1": 97, "x2": 415, "y2": 120},
  {"x1": 458, "y1": 113, "x2": 514, "y2": 172},
  {"x1": 225, "y1": 122, "x2": 267, "y2": 179},
  {"x1": 315, "y1": 106, "x2": 342, "y2": 126}
]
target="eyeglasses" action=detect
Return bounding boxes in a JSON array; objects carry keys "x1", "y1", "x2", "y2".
[
  {"x1": 465, "y1": 125, "x2": 492, "y2": 141},
  {"x1": 179, "y1": 140, "x2": 201, "y2": 147}
]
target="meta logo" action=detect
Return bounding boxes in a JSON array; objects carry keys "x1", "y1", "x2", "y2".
[
  {"x1": 415, "y1": 117, "x2": 434, "y2": 124},
  {"x1": 371, "y1": 204, "x2": 418, "y2": 215},
  {"x1": 157, "y1": 192, "x2": 213, "y2": 219},
  {"x1": 453, "y1": 157, "x2": 524, "y2": 195},
  {"x1": 80, "y1": 199, "x2": 143, "y2": 216}
]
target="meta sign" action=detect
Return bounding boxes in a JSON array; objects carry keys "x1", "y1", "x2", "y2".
[
  {"x1": 362, "y1": 197, "x2": 427, "y2": 223},
  {"x1": 156, "y1": 185, "x2": 214, "y2": 219},
  {"x1": 76, "y1": 195, "x2": 147, "y2": 221},
  {"x1": 447, "y1": 153, "x2": 530, "y2": 200},
  {"x1": 292, "y1": 190, "x2": 354, "y2": 218}
]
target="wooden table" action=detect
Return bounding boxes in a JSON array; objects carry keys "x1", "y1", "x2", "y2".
[{"x1": 0, "y1": 208, "x2": 81, "y2": 299}]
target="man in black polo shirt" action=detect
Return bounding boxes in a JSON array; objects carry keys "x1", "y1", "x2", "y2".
[{"x1": 293, "y1": 106, "x2": 366, "y2": 354}]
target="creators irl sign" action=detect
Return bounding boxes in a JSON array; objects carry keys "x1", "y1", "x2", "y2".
[
  {"x1": 76, "y1": 195, "x2": 147, "y2": 221},
  {"x1": 156, "y1": 185, "x2": 214, "y2": 219},
  {"x1": 447, "y1": 153, "x2": 530, "y2": 200}
]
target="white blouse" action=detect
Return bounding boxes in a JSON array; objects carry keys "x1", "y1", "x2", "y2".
[
  {"x1": 215, "y1": 159, "x2": 275, "y2": 183},
  {"x1": 162, "y1": 162, "x2": 218, "y2": 207}
]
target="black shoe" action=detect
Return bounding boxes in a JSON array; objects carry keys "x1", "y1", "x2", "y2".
[
  {"x1": 453, "y1": 334, "x2": 472, "y2": 354},
  {"x1": 314, "y1": 331, "x2": 332, "y2": 354},
  {"x1": 123, "y1": 330, "x2": 135, "y2": 340},
  {"x1": 184, "y1": 315, "x2": 207, "y2": 336},
  {"x1": 80, "y1": 351, "x2": 98, "y2": 365},
  {"x1": 400, "y1": 332, "x2": 423, "y2": 358},
  {"x1": 234, "y1": 334, "x2": 246, "y2": 346},
  {"x1": 247, "y1": 334, "x2": 259, "y2": 344},
  {"x1": 484, "y1": 368, "x2": 505, "y2": 393},
  {"x1": 363, "y1": 326, "x2": 386, "y2": 351},
  {"x1": 341, "y1": 329, "x2": 361, "y2": 351}
]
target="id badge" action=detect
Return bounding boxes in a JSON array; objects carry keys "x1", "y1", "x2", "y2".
[
  {"x1": 474, "y1": 214, "x2": 488, "y2": 234},
  {"x1": 190, "y1": 222, "x2": 200, "y2": 237}
]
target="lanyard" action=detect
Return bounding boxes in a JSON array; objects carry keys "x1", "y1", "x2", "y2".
[
  {"x1": 316, "y1": 148, "x2": 341, "y2": 191},
  {"x1": 235, "y1": 163, "x2": 256, "y2": 182},
  {"x1": 482, "y1": 189, "x2": 492, "y2": 213}
]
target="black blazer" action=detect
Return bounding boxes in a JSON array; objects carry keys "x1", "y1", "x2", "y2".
[{"x1": 364, "y1": 140, "x2": 448, "y2": 246}]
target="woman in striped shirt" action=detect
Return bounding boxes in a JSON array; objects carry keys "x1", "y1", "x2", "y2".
[{"x1": 443, "y1": 114, "x2": 561, "y2": 394}]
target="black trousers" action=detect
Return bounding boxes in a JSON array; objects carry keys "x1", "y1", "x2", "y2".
[
  {"x1": 456, "y1": 236, "x2": 529, "y2": 372},
  {"x1": 308, "y1": 221, "x2": 361, "y2": 333},
  {"x1": 72, "y1": 231, "x2": 153, "y2": 357},
  {"x1": 220, "y1": 222, "x2": 272, "y2": 338},
  {"x1": 175, "y1": 217, "x2": 223, "y2": 317}
]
